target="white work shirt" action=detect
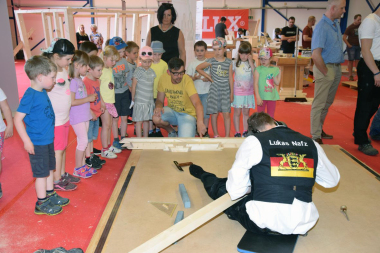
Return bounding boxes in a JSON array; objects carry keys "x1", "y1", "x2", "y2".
[
  {"x1": 226, "y1": 135, "x2": 340, "y2": 235},
  {"x1": 359, "y1": 13, "x2": 380, "y2": 61}
]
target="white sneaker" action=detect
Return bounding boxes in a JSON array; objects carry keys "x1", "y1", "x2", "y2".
[
  {"x1": 109, "y1": 145, "x2": 122, "y2": 154},
  {"x1": 101, "y1": 149, "x2": 117, "y2": 159}
]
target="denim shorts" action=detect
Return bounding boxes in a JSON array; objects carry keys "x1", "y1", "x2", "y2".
[
  {"x1": 29, "y1": 142, "x2": 55, "y2": 178},
  {"x1": 161, "y1": 106, "x2": 196, "y2": 137},
  {"x1": 198, "y1": 93, "x2": 210, "y2": 119},
  {"x1": 88, "y1": 118, "x2": 100, "y2": 142},
  {"x1": 347, "y1": 45, "x2": 361, "y2": 61}
]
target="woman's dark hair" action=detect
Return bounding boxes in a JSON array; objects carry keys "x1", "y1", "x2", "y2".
[
  {"x1": 168, "y1": 57, "x2": 184, "y2": 71},
  {"x1": 236, "y1": 42, "x2": 252, "y2": 68},
  {"x1": 79, "y1": 41, "x2": 98, "y2": 54},
  {"x1": 157, "y1": 3, "x2": 177, "y2": 24}
]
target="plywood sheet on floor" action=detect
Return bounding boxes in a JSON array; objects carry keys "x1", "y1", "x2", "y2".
[{"x1": 96, "y1": 145, "x2": 380, "y2": 253}]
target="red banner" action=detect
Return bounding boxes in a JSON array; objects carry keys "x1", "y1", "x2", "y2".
[{"x1": 202, "y1": 9, "x2": 249, "y2": 39}]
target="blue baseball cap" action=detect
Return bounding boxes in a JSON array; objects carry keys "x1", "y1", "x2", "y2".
[{"x1": 109, "y1": 37, "x2": 127, "y2": 50}]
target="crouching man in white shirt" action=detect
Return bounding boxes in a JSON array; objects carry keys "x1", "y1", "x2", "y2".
[{"x1": 189, "y1": 112, "x2": 340, "y2": 235}]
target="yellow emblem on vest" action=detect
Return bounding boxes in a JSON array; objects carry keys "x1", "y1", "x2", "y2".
[{"x1": 271, "y1": 152, "x2": 314, "y2": 178}]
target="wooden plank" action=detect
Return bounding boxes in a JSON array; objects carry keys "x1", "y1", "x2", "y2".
[
  {"x1": 121, "y1": 16, "x2": 126, "y2": 41},
  {"x1": 63, "y1": 8, "x2": 77, "y2": 49},
  {"x1": 15, "y1": 13, "x2": 32, "y2": 60},
  {"x1": 129, "y1": 193, "x2": 244, "y2": 253},
  {"x1": 59, "y1": 16, "x2": 64, "y2": 38},
  {"x1": 149, "y1": 13, "x2": 155, "y2": 30},
  {"x1": 114, "y1": 13, "x2": 120, "y2": 37},
  {"x1": 53, "y1": 11, "x2": 62, "y2": 38},
  {"x1": 68, "y1": 8, "x2": 155, "y2": 14},
  {"x1": 341, "y1": 81, "x2": 358, "y2": 89},
  {"x1": 13, "y1": 41, "x2": 23, "y2": 57},
  {"x1": 106, "y1": 17, "x2": 111, "y2": 41},
  {"x1": 15, "y1": 9, "x2": 64, "y2": 14},
  {"x1": 253, "y1": 18, "x2": 260, "y2": 35},
  {"x1": 86, "y1": 150, "x2": 142, "y2": 253},
  {"x1": 42, "y1": 13, "x2": 51, "y2": 47}
]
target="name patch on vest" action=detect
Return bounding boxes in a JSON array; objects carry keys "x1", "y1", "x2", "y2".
[{"x1": 270, "y1": 149, "x2": 314, "y2": 178}]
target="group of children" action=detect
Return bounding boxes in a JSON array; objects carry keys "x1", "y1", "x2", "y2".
[{"x1": 0, "y1": 34, "x2": 281, "y2": 215}]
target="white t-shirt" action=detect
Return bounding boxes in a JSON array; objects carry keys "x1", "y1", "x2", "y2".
[
  {"x1": 359, "y1": 13, "x2": 380, "y2": 60},
  {"x1": 0, "y1": 88, "x2": 7, "y2": 132},
  {"x1": 186, "y1": 58, "x2": 211, "y2": 95},
  {"x1": 48, "y1": 68, "x2": 71, "y2": 126}
]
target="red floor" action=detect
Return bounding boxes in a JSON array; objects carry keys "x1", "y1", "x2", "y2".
[{"x1": 0, "y1": 60, "x2": 378, "y2": 252}]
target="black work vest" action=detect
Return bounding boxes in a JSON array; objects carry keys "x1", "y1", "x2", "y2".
[
  {"x1": 250, "y1": 127, "x2": 318, "y2": 204},
  {"x1": 150, "y1": 26, "x2": 180, "y2": 64}
]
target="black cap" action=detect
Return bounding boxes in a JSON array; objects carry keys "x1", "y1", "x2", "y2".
[{"x1": 41, "y1": 38, "x2": 75, "y2": 55}]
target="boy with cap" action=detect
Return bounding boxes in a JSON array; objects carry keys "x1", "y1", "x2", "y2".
[
  {"x1": 254, "y1": 47, "x2": 281, "y2": 118},
  {"x1": 108, "y1": 37, "x2": 130, "y2": 149},
  {"x1": 14, "y1": 56, "x2": 69, "y2": 215},
  {"x1": 150, "y1": 41, "x2": 168, "y2": 137}
]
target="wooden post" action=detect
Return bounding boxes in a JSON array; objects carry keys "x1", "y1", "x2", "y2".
[
  {"x1": 63, "y1": 8, "x2": 77, "y2": 49},
  {"x1": 14, "y1": 12, "x2": 32, "y2": 60},
  {"x1": 149, "y1": 13, "x2": 155, "y2": 29},
  {"x1": 121, "y1": 15, "x2": 126, "y2": 41},
  {"x1": 132, "y1": 13, "x2": 141, "y2": 47},
  {"x1": 53, "y1": 11, "x2": 62, "y2": 38},
  {"x1": 107, "y1": 17, "x2": 111, "y2": 40},
  {"x1": 114, "y1": 13, "x2": 120, "y2": 37},
  {"x1": 41, "y1": 13, "x2": 51, "y2": 47},
  {"x1": 47, "y1": 14, "x2": 53, "y2": 45},
  {"x1": 59, "y1": 16, "x2": 64, "y2": 38}
]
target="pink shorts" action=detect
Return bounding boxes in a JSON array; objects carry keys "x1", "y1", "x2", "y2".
[
  {"x1": 0, "y1": 131, "x2": 4, "y2": 154},
  {"x1": 54, "y1": 120, "x2": 70, "y2": 151},
  {"x1": 106, "y1": 103, "x2": 118, "y2": 118}
]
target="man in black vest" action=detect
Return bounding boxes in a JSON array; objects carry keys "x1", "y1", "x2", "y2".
[{"x1": 190, "y1": 112, "x2": 340, "y2": 235}]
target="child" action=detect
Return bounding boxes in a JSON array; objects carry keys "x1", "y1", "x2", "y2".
[
  {"x1": 186, "y1": 40, "x2": 211, "y2": 137},
  {"x1": 150, "y1": 41, "x2": 168, "y2": 137},
  {"x1": 196, "y1": 37, "x2": 233, "y2": 137},
  {"x1": 100, "y1": 45, "x2": 120, "y2": 159},
  {"x1": 84, "y1": 55, "x2": 106, "y2": 169},
  {"x1": 0, "y1": 88, "x2": 14, "y2": 199},
  {"x1": 131, "y1": 46, "x2": 156, "y2": 137},
  {"x1": 14, "y1": 55, "x2": 68, "y2": 215},
  {"x1": 125, "y1": 41, "x2": 140, "y2": 132},
  {"x1": 41, "y1": 38, "x2": 79, "y2": 191},
  {"x1": 232, "y1": 42, "x2": 256, "y2": 137},
  {"x1": 109, "y1": 37, "x2": 130, "y2": 149},
  {"x1": 69, "y1": 50, "x2": 98, "y2": 178},
  {"x1": 79, "y1": 41, "x2": 99, "y2": 57},
  {"x1": 254, "y1": 48, "x2": 281, "y2": 118}
]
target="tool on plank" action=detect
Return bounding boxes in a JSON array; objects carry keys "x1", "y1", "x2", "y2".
[
  {"x1": 340, "y1": 205, "x2": 349, "y2": 221},
  {"x1": 173, "y1": 161, "x2": 193, "y2": 171}
]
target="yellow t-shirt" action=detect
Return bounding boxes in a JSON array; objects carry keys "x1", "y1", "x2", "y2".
[
  {"x1": 99, "y1": 67, "x2": 115, "y2": 103},
  {"x1": 151, "y1": 59, "x2": 168, "y2": 98},
  {"x1": 157, "y1": 73, "x2": 198, "y2": 118}
]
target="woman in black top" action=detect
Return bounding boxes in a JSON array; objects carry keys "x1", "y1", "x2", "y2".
[
  {"x1": 76, "y1": 24, "x2": 90, "y2": 49},
  {"x1": 146, "y1": 3, "x2": 186, "y2": 64}
]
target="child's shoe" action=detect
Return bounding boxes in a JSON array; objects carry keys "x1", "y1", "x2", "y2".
[
  {"x1": 112, "y1": 139, "x2": 123, "y2": 150},
  {"x1": 101, "y1": 149, "x2": 117, "y2": 159},
  {"x1": 54, "y1": 177, "x2": 77, "y2": 191},
  {"x1": 61, "y1": 172, "x2": 81, "y2": 184},
  {"x1": 73, "y1": 165, "x2": 93, "y2": 179},
  {"x1": 234, "y1": 132, "x2": 242, "y2": 137},
  {"x1": 242, "y1": 131, "x2": 248, "y2": 137},
  {"x1": 93, "y1": 148, "x2": 102, "y2": 155},
  {"x1": 47, "y1": 191, "x2": 70, "y2": 207},
  {"x1": 86, "y1": 156, "x2": 102, "y2": 170},
  {"x1": 168, "y1": 131, "x2": 178, "y2": 137},
  {"x1": 109, "y1": 145, "x2": 122, "y2": 154},
  {"x1": 85, "y1": 165, "x2": 98, "y2": 175},
  {"x1": 35, "y1": 198, "x2": 62, "y2": 216},
  {"x1": 92, "y1": 154, "x2": 106, "y2": 165}
]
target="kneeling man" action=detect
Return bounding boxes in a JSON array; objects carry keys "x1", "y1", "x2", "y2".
[{"x1": 190, "y1": 112, "x2": 340, "y2": 235}]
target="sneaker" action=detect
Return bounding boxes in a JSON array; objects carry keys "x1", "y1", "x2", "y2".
[
  {"x1": 61, "y1": 172, "x2": 81, "y2": 184},
  {"x1": 109, "y1": 145, "x2": 122, "y2": 154},
  {"x1": 0, "y1": 183, "x2": 2, "y2": 199},
  {"x1": 73, "y1": 166, "x2": 93, "y2": 179},
  {"x1": 93, "y1": 148, "x2": 101, "y2": 155},
  {"x1": 86, "y1": 157, "x2": 102, "y2": 170},
  {"x1": 54, "y1": 178, "x2": 77, "y2": 191},
  {"x1": 84, "y1": 165, "x2": 98, "y2": 175},
  {"x1": 234, "y1": 133, "x2": 241, "y2": 137},
  {"x1": 113, "y1": 139, "x2": 123, "y2": 150},
  {"x1": 127, "y1": 118, "x2": 133, "y2": 124},
  {"x1": 155, "y1": 130, "x2": 164, "y2": 137},
  {"x1": 47, "y1": 191, "x2": 70, "y2": 207},
  {"x1": 358, "y1": 143, "x2": 379, "y2": 156},
  {"x1": 92, "y1": 154, "x2": 106, "y2": 165},
  {"x1": 148, "y1": 131, "x2": 156, "y2": 137},
  {"x1": 168, "y1": 131, "x2": 178, "y2": 137},
  {"x1": 242, "y1": 131, "x2": 248, "y2": 137},
  {"x1": 101, "y1": 149, "x2": 117, "y2": 159},
  {"x1": 370, "y1": 134, "x2": 380, "y2": 141},
  {"x1": 35, "y1": 198, "x2": 62, "y2": 216}
]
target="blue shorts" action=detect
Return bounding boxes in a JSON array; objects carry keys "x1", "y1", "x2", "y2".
[
  {"x1": 347, "y1": 45, "x2": 360, "y2": 61},
  {"x1": 198, "y1": 93, "x2": 210, "y2": 119},
  {"x1": 161, "y1": 107, "x2": 196, "y2": 137},
  {"x1": 88, "y1": 118, "x2": 100, "y2": 142}
]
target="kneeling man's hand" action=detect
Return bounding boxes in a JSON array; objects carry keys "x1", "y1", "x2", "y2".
[
  {"x1": 197, "y1": 121, "x2": 207, "y2": 137},
  {"x1": 154, "y1": 107, "x2": 164, "y2": 117}
]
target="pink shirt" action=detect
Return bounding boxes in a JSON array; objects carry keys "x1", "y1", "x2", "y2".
[{"x1": 233, "y1": 61, "x2": 254, "y2": 96}]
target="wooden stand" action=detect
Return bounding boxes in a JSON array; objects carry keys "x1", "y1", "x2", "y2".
[{"x1": 341, "y1": 81, "x2": 358, "y2": 90}]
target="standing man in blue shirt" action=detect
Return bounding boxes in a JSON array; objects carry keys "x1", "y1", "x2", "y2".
[
  {"x1": 215, "y1": 17, "x2": 228, "y2": 38},
  {"x1": 310, "y1": 0, "x2": 346, "y2": 144}
]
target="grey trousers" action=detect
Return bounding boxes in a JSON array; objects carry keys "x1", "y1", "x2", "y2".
[{"x1": 310, "y1": 64, "x2": 342, "y2": 139}]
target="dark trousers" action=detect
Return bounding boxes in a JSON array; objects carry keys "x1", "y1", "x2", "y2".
[
  {"x1": 200, "y1": 171, "x2": 275, "y2": 234},
  {"x1": 354, "y1": 58, "x2": 380, "y2": 145}
]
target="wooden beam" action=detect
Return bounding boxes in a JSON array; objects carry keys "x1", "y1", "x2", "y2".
[
  {"x1": 15, "y1": 13, "x2": 32, "y2": 60},
  {"x1": 53, "y1": 11, "x2": 62, "y2": 38},
  {"x1": 106, "y1": 17, "x2": 111, "y2": 41},
  {"x1": 59, "y1": 16, "x2": 64, "y2": 38},
  {"x1": 149, "y1": 13, "x2": 155, "y2": 30},
  {"x1": 114, "y1": 13, "x2": 120, "y2": 37},
  {"x1": 63, "y1": 8, "x2": 77, "y2": 49},
  {"x1": 129, "y1": 193, "x2": 245, "y2": 253},
  {"x1": 13, "y1": 41, "x2": 23, "y2": 57},
  {"x1": 42, "y1": 13, "x2": 51, "y2": 47},
  {"x1": 68, "y1": 8, "x2": 155, "y2": 14},
  {"x1": 122, "y1": 15, "x2": 126, "y2": 41},
  {"x1": 254, "y1": 19, "x2": 260, "y2": 35},
  {"x1": 15, "y1": 9, "x2": 64, "y2": 14}
]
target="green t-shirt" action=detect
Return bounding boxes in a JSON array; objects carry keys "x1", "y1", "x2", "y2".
[{"x1": 256, "y1": 66, "x2": 280, "y2": 101}]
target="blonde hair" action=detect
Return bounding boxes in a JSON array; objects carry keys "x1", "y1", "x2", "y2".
[
  {"x1": 103, "y1": 45, "x2": 120, "y2": 62},
  {"x1": 77, "y1": 24, "x2": 87, "y2": 36},
  {"x1": 69, "y1": 50, "x2": 90, "y2": 78},
  {"x1": 308, "y1": 16, "x2": 316, "y2": 22}
]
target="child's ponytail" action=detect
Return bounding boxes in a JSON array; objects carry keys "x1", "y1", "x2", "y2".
[{"x1": 68, "y1": 50, "x2": 90, "y2": 78}]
